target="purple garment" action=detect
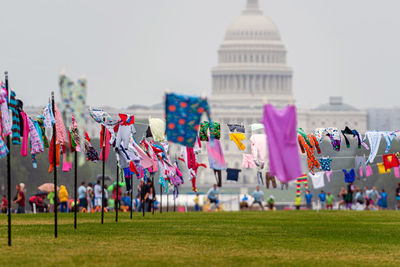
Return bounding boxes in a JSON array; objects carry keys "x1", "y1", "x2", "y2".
[
  {"x1": 262, "y1": 104, "x2": 302, "y2": 183},
  {"x1": 207, "y1": 139, "x2": 226, "y2": 170}
]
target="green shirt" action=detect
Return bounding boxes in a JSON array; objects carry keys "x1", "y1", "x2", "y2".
[
  {"x1": 47, "y1": 192, "x2": 55, "y2": 205},
  {"x1": 326, "y1": 195, "x2": 334, "y2": 205}
]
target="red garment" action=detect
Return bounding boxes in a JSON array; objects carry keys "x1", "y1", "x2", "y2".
[
  {"x1": 16, "y1": 191, "x2": 25, "y2": 207},
  {"x1": 100, "y1": 127, "x2": 111, "y2": 162},
  {"x1": 383, "y1": 154, "x2": 400, "y2": 170},
  {"x1": 186, "y1": 147, "x2": 196, "y2": 170},
  {"x1": 1, "y1": 197, "x2": 8, "y2": 207},
  {"x1": 118, "y1": 114, "x2": 135, "y2": 125},
  {"x1": 48, "y1": 136, "x2": 60, "y2": 173}
]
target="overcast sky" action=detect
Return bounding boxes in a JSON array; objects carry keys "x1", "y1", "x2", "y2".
[{"x1": 0, "y1": 0, "x2": 399, "y2": 109}]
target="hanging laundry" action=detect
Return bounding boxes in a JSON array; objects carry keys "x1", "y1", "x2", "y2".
[
  {"x1": 28, "y1": 118, "x2": 44, "y2": 154},
  {"x1": 9, "y1": 91, "x2": 22, "y2": 145},
  {"x1": 35, "y1": 117, "x2": 49, "y2": 148},
  {"x1": 377, "y1": 162, "x2": 391, "y2": 174},
  {"x1": 296, "y1": 174, "x2": 309, "y2": 197},
  {"x1": 229, "y1": 133, "x2": 246, "y2": 150},
  {"x1": 100, "y1": 126, "x2": 112, "y2": 162},
  {"x1": 43, "y1": 103, "x2": 55, "y2": 128},
  {"x1": 165, "y1": 92, "x2": 209, "y2": 147},
  {"x1": 227, "y1": 124, "x2": 245, "y2": 133},
  {"x1": 394, "y1": 167, "x2": 400, "y2": 178},
  {"x1": 20, "y1": 111, "x2": 29, "y2": 157},
  {"x1": 148, "y1": 117, "x2": 166, "y2": 142},
  {"x1": 250, "y1": 123, "x2": 264, "y2": 132},
  {"x1": 298, "y1": 133, "x2": 321, "y2": 173},
  {"x1": 250, "y1": 134, "x2": 267, "y2": 168},
  {"x1": 265, "y1": 172, "x2": 277, "y2": 189},
  {"x1": 341, "y1": 126, "x2": 366, "y2": 149},
  {"x1": 355, "y1": 156, "x2": 367, "y2": 177},
  {"x1": 382, "y1": 154, "x2": 400, "y2": 171},
  {"x1": 84, "y1": 131, "x2": 99, "y2": 162},
  {"x1": 325, "y1": 171, "x2": 333, "y2": 183},
  {"x1": 359, "y1": 165, "x2": 373, "y2": 177},
  {"x1": 297, "y1": 128, "x2": 312, "y2": 147},
  {"x1": 115, "y1": 114, "x2": 136, "y2": 149},
  {"x1": 242, "y1": 154, "x2": 256, "y2": 169},
  {"x1": 213, "y1": 170, "x2": 222, "y2": 187},
  {"x1": 53, "y1": 103, "x2": 67, "y2": 146},
  {"x1": 309, "y1": 172, "x2": 325, "y2": 189},
  {"x1": 226, "y1": 168, "x2": 241, "y2": 182},
  {"x1": 199, "y1": 121, "x2": 220, "y2": 141},
  {"x1": 315, "y1": 127, "x2": 341, "y2": 151},
  {"x1": 319, "y1": 157, "x2": 332, "y2": 171},
  {"x1": 48, "y1": 136, "x2": 60, "y2": 173},
  {"x1": 364, "y1": 131, "x2": 396, "y2": 163},
  {"x1": 0, "y1": 88, "x2": 11, "y2": 137},
  {"x1": 263, "y1": 104, "x2": 302, "y2": 183},
  {"x1": 343, "y1": 169, "x2": 355, "y2": 183},
  {"x1": 207, "y1": 139, "x2": 226, "y2": 170},
  {"x1": 0, "y1": 135, "x2": 8, "y2": 159}
]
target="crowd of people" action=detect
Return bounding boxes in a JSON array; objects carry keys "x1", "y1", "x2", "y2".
[
  {"x1": 0, "y1": 178, "x2": 160, "y2": 214},
  {"x1": 3, "y1": 181, "x2": 400, "y2": 213}
]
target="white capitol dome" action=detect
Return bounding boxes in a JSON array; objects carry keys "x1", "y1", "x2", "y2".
[
  {"x1": 211, "y1": 0, "x2": 292, "y2": 108},
  {"x1": 224, "y1": 0, "x2": 281, "y2": 42}
]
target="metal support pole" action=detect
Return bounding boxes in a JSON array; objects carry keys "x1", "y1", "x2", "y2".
[
  {"x1": 5, "y1": 71, "x2": 11, "y2": 246},
  {"x1": 74, "y1": 151, "x2": 77, "y2": 229},
  {"x1": 115, "y1": 163, "x2": 119, "y2": 222},
  {"x1": 130, "y1": 177, "x2": 133, "y2": 219},
  {"x1": 51, "y1": 92, "x2": 58, "y2": 238},
  {"x1": 142, "y1": 182, "x2": 145, "y2": 217},
  {"x1": 101, "y1": 124, "x2": 105, "y2": 224},
  {"x1": 167, "y1": 189, "x2": 169, "y2": 212}
]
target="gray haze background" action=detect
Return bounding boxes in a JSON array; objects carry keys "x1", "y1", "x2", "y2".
[{"x1": 0, "y1": 0, "x2": 398, "y2": 109}]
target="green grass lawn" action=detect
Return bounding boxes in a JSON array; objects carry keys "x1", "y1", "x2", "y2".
[{"x1": 1, "y1": 211, "x2": 400, "y2": 266}]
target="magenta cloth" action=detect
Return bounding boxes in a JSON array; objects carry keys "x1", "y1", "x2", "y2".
[
  {"x1": 262, "y1": 104, "x2": 302, "y2": 183},
  {"x1": 20, "y1": 111, "x2": 29, "y2": 157},
  {"x1": 206, "y1": 139, "x2": 226, "y2": 170},
  {"x1": 132, "y1": 142, "x2": 153, "y2": 169},
  {"x1": 394, "y1": 166, "x2": 400, "y2": 178}
]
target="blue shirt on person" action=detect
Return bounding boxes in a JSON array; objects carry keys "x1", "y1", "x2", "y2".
[
  {"x1": 305, "y1": 193, "x2": 313, "y2": 204},
  {"x1": 318, "y1": 193, "x2": 326, "y2": 202}
]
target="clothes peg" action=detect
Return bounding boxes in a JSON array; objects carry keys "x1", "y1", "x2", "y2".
[
  {"x1": 60, "y1": 68, "x2": 66, "y2": 75},
  {"x1": 165, "y1": 89, "x2": 171, "y2": 94},
  {"x1": 201, "y1": 91, "x2": 206, "y2": 99},
  {"x1": 263, "y1": 97, "x2": 268, "y2": 104},
  {"x1": 289, "y1": 97, "x2": 294, "y2": 105}
]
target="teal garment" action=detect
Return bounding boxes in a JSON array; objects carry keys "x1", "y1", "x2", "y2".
[
  {"x1": 297, "y1": 128, "x2": 311, "y2": 147},
  {"x1": 252, "y1": 190, "x2": 264, "y2": 202},
  {"x1": 165, "y1": 92, "x2": 210, "y2": 147}
]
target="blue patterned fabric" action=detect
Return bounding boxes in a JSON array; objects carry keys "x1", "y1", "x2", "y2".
[
  {"x1": 319, "y1": 157, "x2": 332, "y2": 171},
  {"x1": 165, "y1": 93, "x2": 209, "y2": 147}
]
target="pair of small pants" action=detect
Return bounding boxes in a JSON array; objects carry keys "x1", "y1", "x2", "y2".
[
  {"x1": 242, "y1": 154, "x2": 256, "y2": 168},
  {"x1": 266, "y1": 172, "x2": 277, "y2": 189},
  {"x1": 250, "y1": 134, "x2": 267, "y2": 167},
  {"x1": 296, "y1": 175, "x2": 309, "y2": 197},
  {"x1": 214, "y1": 170, "x2": 222, "y2": 187},
  {"x1": 359, "y1": 165, "x2": 373, "y2": 177},
  {"x1": 125, "y1": 177, "x2": 132, "y2": 192},
  {"x1": 355, "y1": 156, "x2": 367, "y2": 177},
  {"x1": 257, "y1": 172, "x2": 264, "y2": 185}
]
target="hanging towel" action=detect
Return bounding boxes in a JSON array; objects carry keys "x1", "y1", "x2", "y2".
[
  {"x1": 206, "y1": 139, "x2": 226, "y2": 170},
  {"x1": 309, "y1": 171, "x2": 325, "y2": 189},
  {"x1": 149, "y1": 117, "x2": 166, "y2": 142},
  {"x1": 20, "y1": 111, "x2": 29, "y2": 157},
  {"x1": 100, "y1": 127, "x2": 111, "y2": 162},
  {"x1": 377, "y1": 162, "x2": 391, "y2": 174}
]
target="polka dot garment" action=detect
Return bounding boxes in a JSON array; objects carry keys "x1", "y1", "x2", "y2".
[{"x1": 165, "y1": 92, "x2": 209, "y2": 147}]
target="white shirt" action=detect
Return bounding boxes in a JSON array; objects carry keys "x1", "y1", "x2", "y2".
[{"x1": 94, "y1": 184, "x2": 102, "y2": 198}]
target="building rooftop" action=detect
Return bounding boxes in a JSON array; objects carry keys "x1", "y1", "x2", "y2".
[{"x1": 313, "y1": 96, "x2": 358, "y2": 111}]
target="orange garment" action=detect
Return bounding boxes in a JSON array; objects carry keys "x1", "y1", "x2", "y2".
[
  {"x1": 298, "y1": 134, "x2": 321, "y2": 174},
  {"x1": 229, "y1": 133, "x2": 246, "y2": 151}
]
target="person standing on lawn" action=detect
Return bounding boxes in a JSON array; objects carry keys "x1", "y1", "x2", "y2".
[{"x1": 14, "y1": 183, "x2": 25, "y2": 214}]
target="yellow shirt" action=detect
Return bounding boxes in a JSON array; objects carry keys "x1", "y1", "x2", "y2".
[
  {"x1": 378, "y1": 162, "x2": 391, "y2": 174},
  {"x1": 295, "y1": 196, "x2": 301, "y2": 206},
  {"x1": 194, "y1": 196, "x2": 199, "y2": 205},
  {"x1": 229, "y1": 133, "x2": 246, "y2": 150}
]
